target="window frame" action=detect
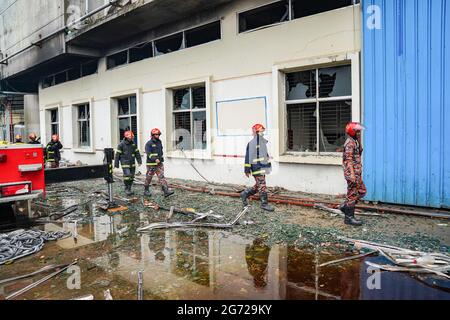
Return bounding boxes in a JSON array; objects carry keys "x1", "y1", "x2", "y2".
[
  {"x1": 284, "y1": 64, "x2": 352, "y2": 156},
  {"x1": 172, "y1": 86, "x2": 207, "y2": 151},
  {"x1": 236, "y1": 0, "x2": 358, "y2": 34},
  {"x1": 76, "y1": 103, "x2": 91, "y2": 148},
  {"x1": 117, "y1": 95, "x2": 139, "y2": 146}
]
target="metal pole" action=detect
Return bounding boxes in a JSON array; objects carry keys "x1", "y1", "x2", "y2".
[{"x1": 137, "y1": 270, "x2": 144, "y2": 300}]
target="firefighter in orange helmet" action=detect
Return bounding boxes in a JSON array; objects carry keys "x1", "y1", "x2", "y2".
[
  {"x1": 45, "y1": 134, "x2": 63, "y2": 168},
  {"x1": 341, "y1": 122, "x2": 366, "y2": 226},
  {"x1": 114, "y1": 131, "x2": 142, "y2": 196},
  {"x1": 241, "y1": 124, "x2": 274, "y2": 212},
  {"x1": 143, "y1": 128, "x2": 174, "y2": 198}
]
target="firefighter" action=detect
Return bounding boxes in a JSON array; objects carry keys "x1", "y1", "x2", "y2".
[
  {"x1": 28, "y1": 133, "x2": 41, "y2": 144},
  {"x1": 114, "y1": 131, "x2": 142, "y2": 196},
  {"x1": 143, "y1": 128, "x2": 174, "y2": 198},
  {"x1": 341, "y1": 122, "x2": 366, "y2": 226},
  {"x1": 14, "y1": 134, "x2": 23, "y2": 144},
  {"x1": 45, "y1": 134, "x2": 63, "y2": 168},
  {"x1": 240, "y1": 124, "x2": 274, "y2": 212}
]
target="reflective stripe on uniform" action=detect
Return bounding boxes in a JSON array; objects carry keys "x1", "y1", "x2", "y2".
[
  {"x1": 147, "y1": 163, "x2": 158, "y2": 166},
  {"x1": 116, "y1": 150, "x2": 123, "y2": 154},
  {"x1": 122, "y1": 165, "x2": 131, "y2": 168},
  {"x1": 252, "y1": 170, "x2": 266, "y2": 175},
  {"x1": 244, "y1": 164, "x2": 251, "y2": 168},
  {"x1": 149, "y1": 153, "x2": 158, "y2": 157},
  {"x1": 252, "y1": 158, "x2": 265, "y2": 163}
]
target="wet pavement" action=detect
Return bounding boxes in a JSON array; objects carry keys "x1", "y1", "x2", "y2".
[{"x1": 0, "y1": 179, "x2": 449, "y2": 300}]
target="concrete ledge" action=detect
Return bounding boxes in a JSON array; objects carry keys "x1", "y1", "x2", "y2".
[{"x1": 278, "y1": 154, "x2": 342, "y2": 166}]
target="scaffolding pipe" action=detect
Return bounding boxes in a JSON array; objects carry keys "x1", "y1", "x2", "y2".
[{"x1": 0, "y1": 0, "x2": 120, "y2": 65}]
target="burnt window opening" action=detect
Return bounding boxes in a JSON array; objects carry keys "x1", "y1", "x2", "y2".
[
  {"x1": 77, "y1": 104, "x2": 91, "y2": 147},
  {"x1": 285, "y1": 64, "x2": 352, "y2": 154},
  {"x1": 54, "y1": 71, "x2": 67, "y2": 85},
  {"x1": 81, "y1": 60, "x2": 98, "y2": 76},
  {"x1": 185, "y1": 21, "x2": 221, "y2": 48},
  {"x1": 42, "y1": 76, "x2": 54, "y2": 89},
  {"x1": 172, "y1": 85, "x2": 207, "y2": 151},
  {"x1": 292, "y1": 0, "x2": 355, "y2": 20},
  {"x1": 239, "y1": 0, "x2": 289, "y2": 33},
  {"x1": 107, "y1": 50, "x2": 128, "y2": 69},
  {"x1": 68, "y1": 67, "x2": 81, "y2": 81},
  {"x1": 129, "y1": 42, "x2": 153, "y2": 63},
  {"x1": 49, "y1": 109, "x2": 59, "y2": 136},
  {"x1": 154, "y1": 32, "x2": 184, "y2": 56}
]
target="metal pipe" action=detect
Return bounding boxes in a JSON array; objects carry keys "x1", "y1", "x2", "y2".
[
  {"x1": 137, "y1": 270, "x2": 144, "y2": 300},
  {"x1": 0, "y1": 0, "x2": 120, "y2": 65}
]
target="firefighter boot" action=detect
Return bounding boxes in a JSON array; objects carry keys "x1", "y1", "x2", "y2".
[
  {"x1": 143, "y1": 185, "x2": 152, "y2": 197},
  {"x1": 344, "y1": 205, "x2": 362, "y2": 226},
  {"x1": 162, "y1": 185, "x2": 174, "y2": 198},
  {"x1": 240, "y1": 188, "x2": 256, "y2": 207},
  {"x1": 260, "y1": 192, "x2": 274, "y2": 212}
]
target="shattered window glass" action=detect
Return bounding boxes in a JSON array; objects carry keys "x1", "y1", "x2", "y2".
[
  {"x1": 185, "y1": 21, "x2": 221, "y2": 48},
  {"x1": 174, "y1": 112, "x2": 192, "y2": 150},
  {"x1": 107, "y1": 50, "x2": 128, "y2": 69},
  {"x1": 50, "y1": 109, "x2": 59, "y2": 136},
  {"x1": 81, "y1": 60, "x2": 98, "y2": 76},
  {"x1": 173, "y1": 88, "x2": 191, "y2": 110},
  {"x1": 54, "y1": 71, "x2": 67, "y2": 85},
  {"x1": 51, "y1": 110, "x2": 58, "y2": 123},
  {"x1": 287, "y1": 103, "x2": 317, "y2": 152},
  {"x1": 318, "y1": 100, "x2": 351, "y2": 152},
  {"x1": 286, "y1": 70, "x2": 317, "y2": 100},
  {"x1": 42, "y1": 76, "x2": 54, "y2": 89},
  {"x1": 192, "y1": 87, "x2": 206, "y2": 109},
  {"x1": 68, "y1": 67, "x2": 81, "y2": 81},
  {"x1": 239, "y1": 0, "x2": 289, "y2": 33},
  {"x1": 129, "y1": 42, "x2": 153, "y2": 63},
  {"x1": 318, "y1": 65, "x2": 351, "y2": 98},
  {"x1": 119, "y1": 118, "x2": 131, "y2": 141},
  {"x1": 77, "y1": 104, "x2": 90, "y2": 147},
  {"x1": 118, "y1": 98, "x2": 130, "y2": 116},
  {"x1": 292, "y1": 0, "x2": 354, "y2": 19},
  {"x1": 130, "y1": 96, "x2": 137, "y2": 114},
  {"x1": 154, "y1": 33, "x2": 184, "y2": 56},
  {"x1": 193, "y1": 111, "x2": 207, "y2": 150}
]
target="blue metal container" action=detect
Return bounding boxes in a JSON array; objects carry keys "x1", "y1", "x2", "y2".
[{"x1": 362, "y1": 0, "x2": 450, "y2": 208}]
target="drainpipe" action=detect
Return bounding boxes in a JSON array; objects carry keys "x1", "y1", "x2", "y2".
[{"x1": 0, "y1": 0, "x2": 120, "y2": 66}]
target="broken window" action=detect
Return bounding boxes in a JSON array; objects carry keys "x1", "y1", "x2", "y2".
[
  {"x1": 54, "y1": 71, "x2": 67, "y2": 85},
  {"x1": 239, "y1": 0, "x2": 289, "y2": 33},
  {"x1": 154, "y1": 33, "x2": 184, "y2": 56},
  {"x1": 172, "y1": 85, "x2": 207, "y2": 151},
  {"x1": 285, "y1": 64, "x2": 352, "y2": 154},
  {"x1": 107, "y1": 50, "x2": 128, "y2": 69},
  {"x1": 292, "y1": 0, "x2": 354, "y2": 19},
  {"x1": 129, "y1": 42, "x2": 153, "y2": 63},
  {"x1": 81, "y1": 60, "x2": 98, "y2": 76},
  {"x1": 77, "y1": 104, "x2": 90, "y2": 147},
  {"x1": 117, "y1": 96, "x2": 138, "y2": 144},
  {"x1": 42, "y1": 76, "x2": 54, "y2": 89},
  {"x1": 185, "y1": 21, "x2": 221, "y2": 48},
  {"x1": 50, "y1": 109, "x2": 59, "y2": 136},
  {"x1": 68, "y1": 67, "x2": 81, "y2": 81}
]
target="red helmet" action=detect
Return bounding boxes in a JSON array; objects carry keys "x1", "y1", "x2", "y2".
[
  {"x1": 252, "y1": 124, "x2": 265, "y2": 133},
  {"x1": 124, "y1": 131, "x2": 134, "y2": 139},
  {"x1": 51, "y1": 134, "x2": 59, "y2": 141},
  {"x1": 345, "y1": 122, "x2": 365, "y2": 137},
  {"x1": 151, "y1": 128, "x2": 161, "y2": 136}
]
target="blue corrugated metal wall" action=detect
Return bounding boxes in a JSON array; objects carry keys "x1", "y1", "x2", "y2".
[{"x1": 362, "y1": 0, "x2": 450, "y2": 208}]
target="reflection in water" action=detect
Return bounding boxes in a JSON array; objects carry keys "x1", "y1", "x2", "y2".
[
  {"x1": 40, "y1": 211, "x2": 449, "y2": 300},
  {"x1": 246, "y1": 239, "x2": 271, "y2": 288}
]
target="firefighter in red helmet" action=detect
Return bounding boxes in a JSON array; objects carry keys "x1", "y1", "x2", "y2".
[
  {"x1": 45, "y1": 134, "x2": 63, "y2": 168},
  {"x1": 240, "y1": 124, "x2": 274, "y2": 212},
  {"x1": 114, "y1": 131, "x2": 142, "y2": 196},
  {"x1": 143, "y1": 128, "x2": 174, "y2": 198},
  {"x1": 341, "y1": 122, "x2": 366, "y2": 226}
]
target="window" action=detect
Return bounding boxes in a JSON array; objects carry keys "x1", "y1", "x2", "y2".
[
  {"x1": 77, "y1": 104, "x2": 90, "y2": 147},
  {"x1": 172, "y1": 85, "x2": 207, "y2": 150},
  {"x1": 107, "y1": 50, "x2": 128, "y2": 69},
  {"x1": 50, "y1": 109, "x2": 59, "y2": 136},
  {"x1": 292, "y1": 0, "x2": 354, "y2": 19},
  {"x1": 81, "y1": 60, "x2": 98, "y2": 76},
  {"x1": 285, "y1": 64, "x2": 352, "y2": 153},
  {"x1": 154, "y1": 32, "x2": 184, "y2": 56},
  {"x1": 185, "y1": 21, "x2": 221, "y2": 48},
  {"x1": 129, "y1": 42, "x2": 153, "y2": 63},
  {"x1": 117, "y1": 96, "x2": 138, "y2": 144},
  {"x1": 238, "y1": 0, "x2": 357, "y2": 33},
  {"x1": 41, "y1": 60, "x2": 98, "y2": 89},
  {"x1": 239, "y1": 0, "x2": 289, "y2": 33}
]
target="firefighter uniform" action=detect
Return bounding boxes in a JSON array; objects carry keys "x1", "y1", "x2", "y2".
[
  {"x1": 343, "y1": 137, "x2": 366, "y2": 207},
  {"x1": 45, "y1": 140, "x2": 63, "y2": 168},
  {"x1": 241, "y1": 134, "x2": 274, "y2": 211},
  {"x1": 144, "y1": 137, "x2": 173, "y2": 197},
  {"x1": 114, "y1": 139, "x2": 142, "y2": 195}
]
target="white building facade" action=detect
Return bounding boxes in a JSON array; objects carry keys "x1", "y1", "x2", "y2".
[{"x1": 38, "y1": 0, "x2": 362, "y2": 195}]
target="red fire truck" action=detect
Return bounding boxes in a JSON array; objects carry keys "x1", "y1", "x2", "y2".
[{"x1": 0, "y1": 144, "x2": 45, "y2": 215}]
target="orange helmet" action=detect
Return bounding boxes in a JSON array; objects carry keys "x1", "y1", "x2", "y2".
[
  {"x1": 124, "y1": 131, "x2": 134, "y2": 139},
  {"x1": 252, "y1": 124, "x2": 265, "y2": 133},
  {"x1": 345, "y1": 122, "x2": 365, "y2": 138},
  {"x1": 151, "y1": 128, "x2": 161, "y2": 136},
  {"x1": 51, "y1": 134, "x2": 59, "y2": 141}
]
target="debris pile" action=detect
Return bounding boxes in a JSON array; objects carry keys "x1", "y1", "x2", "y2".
[
  {"x1": 0, "y1": 229, "x2": 71, "y2": 265},
  {"x1": 341, "y1": 237, "x2": 450, "y2": 279}
]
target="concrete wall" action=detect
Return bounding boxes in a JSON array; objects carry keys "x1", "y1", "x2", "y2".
[
  {"x1": 38, "y1": 0, "x2": 362, "y2": 195},
  {"x1": 24, "y1": 95, "x2": 40, "y2": 139},
  {"x1": 0, "y1": 0, "x2": 65, "y2": 78}
]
